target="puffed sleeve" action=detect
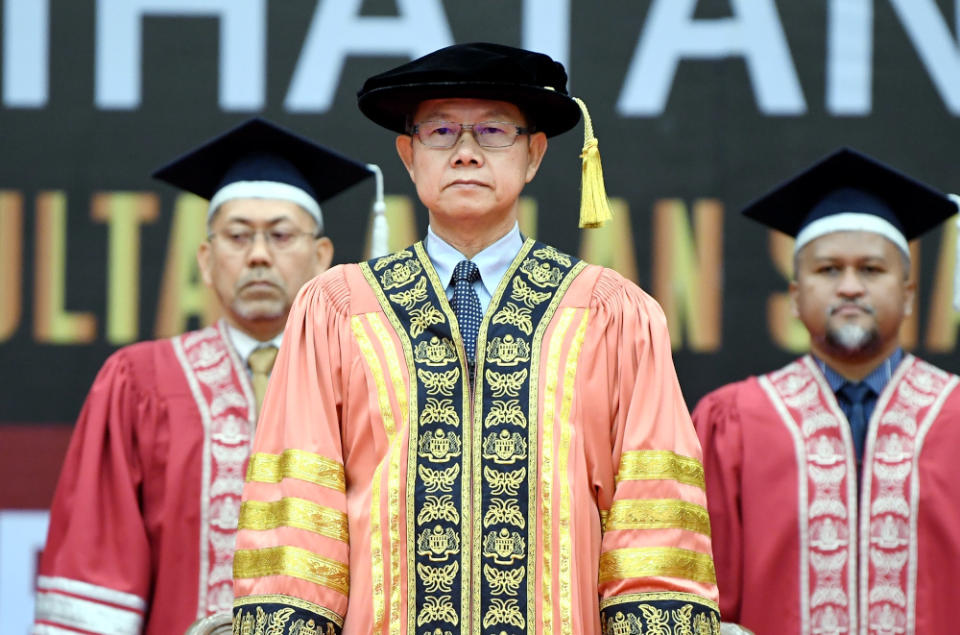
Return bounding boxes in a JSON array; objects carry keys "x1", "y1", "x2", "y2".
[
  {"x1": 232, "y1": 268, "x2": 352, "y2": 634},
  {"x1": 587, "y1": 270, "x2": 721, "y2": 631},
  {"x1": 35, "y1": 350, "x2": 156, "y2": 634},
  {"x1": 692, "y1": 383, "x2": 746, "y2": 624}
]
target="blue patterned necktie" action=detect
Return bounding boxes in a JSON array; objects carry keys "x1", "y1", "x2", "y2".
[
  {"x1": 450, "y1": 260, "x2": 482, "y2": 362},
  {"x1": 838, "y1": 381, "x2": 874, "y2": 463}
]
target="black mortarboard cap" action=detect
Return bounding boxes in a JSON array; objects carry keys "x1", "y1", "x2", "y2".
[
  {"x1": 356, "y1": 42, "x2": 581, "y2": 138},
  {"x1": 742, "y1": 147, "x2": 957, "y2": 253},
  {"x1": 152, "y1": 118, "x2": 374, "y2": 226}
]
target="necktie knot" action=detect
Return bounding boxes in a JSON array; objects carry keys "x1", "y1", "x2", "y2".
[
  {"x1": 839, "y1": 381, "x2": 873, "y2": 405},
  {"x1": 452, "y1": 259, "x2": 481, "y2": 284},
  {"x1": 248, "y1": 345, "x2": 278, "y2": 375}
]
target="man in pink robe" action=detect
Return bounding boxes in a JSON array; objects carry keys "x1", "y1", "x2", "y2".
[
  {"x1": 233, "y1": 43, "x2": 720, "y2": 634},
  {"x1": 34, "y1": 119, "x2": 374, "y2": 634},
  {"x1": 693, "y1": 148, "x2": 960, "y2": 634}
]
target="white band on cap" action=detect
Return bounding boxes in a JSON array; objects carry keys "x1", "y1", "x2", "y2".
[
  {"x1": 793, "y1": 211, "x2": 909, "y2": 256},
  {"x1": 208, "y1": 180, "x2": 323, "y2": 232}
]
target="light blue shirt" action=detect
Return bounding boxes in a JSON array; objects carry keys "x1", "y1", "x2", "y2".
[{"x1": 425, "y1": 223, "x2": 524, "y2": 315}]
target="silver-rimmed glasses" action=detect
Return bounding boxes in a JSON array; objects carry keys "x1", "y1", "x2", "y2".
[{"x1": 410, "y1": 121, "x2": 530, "y2": 148}]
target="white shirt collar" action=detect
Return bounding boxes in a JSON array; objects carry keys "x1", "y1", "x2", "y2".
[
  {"x1": 224, "y1": 323, "x2": 283, "y2": 367},
  {"x1": 425, "y1": 223, "x2": 523, "y2": 296}
]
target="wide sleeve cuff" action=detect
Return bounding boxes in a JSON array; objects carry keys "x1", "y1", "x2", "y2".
[
  {"x1": 600, "y1": 592, "x2": 721, "y2": 634},
  {"x1": 233, "y1": 595, "x2": 343, "y2": 635}
]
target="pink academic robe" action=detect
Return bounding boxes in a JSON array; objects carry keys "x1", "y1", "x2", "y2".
[
  {"x1": 233, "y1": 240, "x2": 720, "y2": 634},
  {"x1": 35, "y1": 321, "x2": 257, "y2": 634},
  {"x1": 693, "y1": 355, "x2": 960, "y2": 634}
]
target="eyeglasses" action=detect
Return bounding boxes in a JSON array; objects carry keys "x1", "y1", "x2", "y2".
[
  {"x1": 208, "y1": 228, "x2": 317, "y2": 253},
  {"x1": 410, "y1": 121, "x2": 530, "y2": 148}
]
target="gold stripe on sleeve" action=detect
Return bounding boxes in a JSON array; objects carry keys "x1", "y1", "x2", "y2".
[
  {"x1": 247, "y1": 449, "x2": 346, "y2": 492},
  {"x1": 598, "y1": 547, "x2": 716, "y2": 585},
  {"x1": 604, "y1": 499, "x2": 711, "y2": 537},
  {"x1": 238, "y1": 497, "x2": 349, "y2": 543},
  {"x1": 233, "y1": 546, "x2": 350, "y2": 596},
  {"x1": 615, "y1": 450, "x2": 705, "y2": 490}
]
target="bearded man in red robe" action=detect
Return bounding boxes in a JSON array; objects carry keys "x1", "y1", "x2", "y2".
[{"x1": 694, "y1": 148, "x2": 960, "y2": 634}]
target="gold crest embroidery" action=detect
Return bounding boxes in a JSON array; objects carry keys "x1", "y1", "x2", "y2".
[
  {"x1": 486, "y1": 334, "x2": 531, "y2": 365},
  {"x1": 416, "y1": 525, "x2": 460, "y2": 561},
  {"x1": 414, "y1": 336, "x2": 457, "y2": 366},
  {"x1": 409, "y1": 304, "x2": 445, "y2": 337},
  {"x1": 533, "y1": 245, "x2": 572, "y2": 267},
  {"x1": 483, "y1": 498, "x2": 525, "y2": 528},
  {"x1": 417, "y1": 368, "x2": 460, "y2": 396},
  {"x1": 604, "y1": 611, "x2": 642, "y2": 635},
  {"x1": 417, "y1": 596, "x2": 458, "y2": 626},
  {"x1": 417, "y1": 561, "x2": 459, "y2": 593},
  {"x1": 483, "y1": 563, "x2": 525, "y2": 596},
  {"x1": 389, "y1": 277, "x2": 428, "y2": 309},
  {"x1": 418, "y1": 464, "x2": 460, "y2": 493},
  {"x1": 491, "y1": 302, "x2": 533, "y2": 335},
  {"x1": 520, "y1": 258, "x2": 563, "y2": 287},
  {"x1": 420, "y1": 397, "x2": 460, "y2": 427},
  {"x1": 482, "y1": 598, "x2": 525, "y2": 629},
  {"x1": 486, "y1": 369, "x2": 528, "y2": 398},
  {"x1": 417, "y1": 494, "x2": 460, "y2": 524},
  {"x1": 509, "y1": 276, "x2": 551, "y2": 308},
  {"x1": 417, "y1": 430, "x2": 463, "y2": 462},
  {"x1": 482, "y1": 528, "x2": 525, "y2": 564},
  {"x1": 484, "y1": 466, "x2": 526, "y2": 496},
  {"x1": 484, "y1": 399, "x2": 527, "y2": 428},
  {"x1": 373, "y1": 249, "x2": 414, "y2": 271},
  {"x1": 481, "y1": 430, "x2": 528, "y2": 464},
  {"x1": 380, "y1": 260, "x2": 422, "y2": 289}
]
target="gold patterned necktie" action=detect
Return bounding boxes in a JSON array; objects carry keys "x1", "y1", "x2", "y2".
[{"x1": 248, "y1": 345, "x2": 279, "y2": 416}]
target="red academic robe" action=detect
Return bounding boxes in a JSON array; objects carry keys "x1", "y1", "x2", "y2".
[
  {"x1": 34, "y1": 321, "x2": 257, "y2": 634},
  {"x1": 693, "y1": 355, "x2": 960, "y2": 634}
]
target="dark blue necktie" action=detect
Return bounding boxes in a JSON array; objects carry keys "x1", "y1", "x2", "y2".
[
  {"x1": 450, "y1": 260, "x2": 482, "y2": 362},
  {"x1": 838, "y1": 381, "x2": 874, "y2": 463}
]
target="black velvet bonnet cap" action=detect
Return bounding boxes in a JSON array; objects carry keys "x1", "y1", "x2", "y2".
[{"x1": 356, "y1": 42, "x2": 582, "y2": 137}]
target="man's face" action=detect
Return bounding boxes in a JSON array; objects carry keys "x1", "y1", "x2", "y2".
[
  {"x1": 198, "y1": 198, "x2": 333, "y2": 337},
  {"x1": 395, "y1": 98, "x2": 547, "y2": 227},
  {"x1": 790, "y1": 231, "x2": 914, "y2": 360}
]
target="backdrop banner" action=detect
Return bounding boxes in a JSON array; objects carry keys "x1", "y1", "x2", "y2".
[{"x1": 3, "y1": 0, "x2": 960, "y2": 473}]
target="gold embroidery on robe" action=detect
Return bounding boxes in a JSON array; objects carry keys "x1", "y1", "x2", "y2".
[
  {"x1": 598, "y1": 546, "x2": 717, "y2": 585},
  {"x1": 233, "y1": 546, "x2": 349, "y2": 596},
  {"x1": 238, "y1": 497, "x2": 349, "y2": 543},
  {"x1": 605, "y1": 499, "x2": 712, "y2": 536},
  {"x1": 615, "y1": 450, "x2": 706, "y2": 490},
  {"x1": 246, "y1": 450, "x2": 345, "y2": 492}
]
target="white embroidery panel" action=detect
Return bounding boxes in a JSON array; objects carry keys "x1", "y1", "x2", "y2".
[
  {"x1": 767, "y1": 359, "x2": 857, "y2": 634},
  {"x1": 174, "y1": 324, "x2": 255, "y2": 618},
  {"x1": 860, "y1": 359, "x2": 950, "y2": 635}
]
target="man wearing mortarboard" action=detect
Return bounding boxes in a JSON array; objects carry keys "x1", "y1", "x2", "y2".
[
  {"x1": 34, "y1": 118, "x2": 379, "y2": 634},
  {"x1": 692, "y1": 148, "x2": 960, "y2": 634},
  {"x1": 231, "y1": 42, "x2": 721, "y2": 634}
]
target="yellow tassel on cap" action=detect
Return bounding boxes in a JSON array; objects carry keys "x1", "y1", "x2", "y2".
[{"x1": 573, "y1": 97, "x2": 613, "y2": 229}]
